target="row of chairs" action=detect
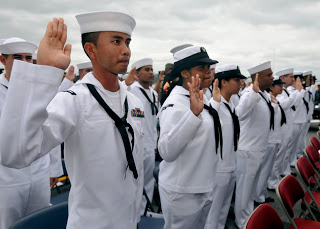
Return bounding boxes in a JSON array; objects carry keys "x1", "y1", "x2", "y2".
[{"x1": 244, "y1": 133, "x2": 320, "y2": 229}]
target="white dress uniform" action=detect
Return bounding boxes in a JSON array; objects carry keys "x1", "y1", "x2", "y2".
[
  {"x1": 0, "y1": 73, "x2": 63, "y2": 229},
  {"x1": 59, "y1": 78, "x2": 74, "y2": 92},
  {"x1": 255, "y1": 94, "x2": 282, "y2": 202},
  {"x1": 204, "y1": 86, "x2": 212, "y2": 100},
  {"x1": 288, "y1": 85, "x2": 307, "y2": 166},
  {"x1": 234, "y1": 85, "x2": 271, "y2": 228},
  {"x1": 0, "y1": 61, "x2": 144, "y2": 229},
  {"x1": 278, "y1": 86, "x2": 305, "y2": 175},
  {"x1": 230, "y1": 93, "x2": 241, "y2": 107},
  {"x1": 269, "y1": 86, "x2": 303, "y2": 184},
  {"x1": 158, "y1": 85, "x2": 219, "y2": 229},
  {"x1": 129, "y1": 81, "x2": 158, "y2": 214},
  {"x1": 205, "y1": 96, "x2": 237, "y2": 229}
]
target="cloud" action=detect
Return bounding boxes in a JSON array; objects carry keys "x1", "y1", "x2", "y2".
[{"x1": 0, "y1": 0, "x2": 319, "y2": 77}]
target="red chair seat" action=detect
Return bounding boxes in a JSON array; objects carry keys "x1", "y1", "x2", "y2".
[
  {"x1": 301, "y1": 191, "x2": 320, "y2": 210},
  {"x1": 288, "y1": 218, "x2": 320, "y2": 228}
]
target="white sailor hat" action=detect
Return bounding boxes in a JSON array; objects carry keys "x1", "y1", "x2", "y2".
[
  {"x1": 247, "y1": 61, "x2": 271, "y2": 75},
  {"x1": 294, "y1": 71, "x2": 304, "y2": 79},
  {"x1": 303, "y1": 71, "x2": 312, "y2": 76},
  {"x1": 171, "y1": 46, "x2": 218, "y2": 75},
  {"x1": 215, "y1": 64, "x2": 246, "y2": 80},
  {"x1": 0, "y1": 37, "x2": 37, "y2": 55},
  {"x1": 210, "y1": 64, "x2": 217, "y2": 69},
  {"x1": 131, "y1": 58, "x2": 153, "y2": 70},
  {"x1": 75, "y1": 11, "x2": 136, "y2": 36},
  {"x1": 272, "y1": 75, "x2": 286, "y2": 85},
  {"x1": 77, "y1": 61, "x2": 92, "y2": 70},
  {"x1": 245, "y1": 78, "x2": 252, "y2": 84},
  {"x1": 170, "y1": 44, "x2": 193, "y2": 54},
  {"x1": 275, "y1": 68, "x2": 294, "y2": 77}
]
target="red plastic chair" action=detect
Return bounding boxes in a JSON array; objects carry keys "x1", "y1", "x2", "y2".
[
  {"x1": 305, "y1": 145, "x2": 320, "y2": 173},
  {"x1": 310, "y1": 136, "x2": 320, "y2": 152},
  {"x1": 243, "y1": 203, "x2": 284, "y2": 229},
  {"x1": 317, "y1": 130, "x2": 320, "y2": 140},
  {"x1": 295, "y1": 157, "x2": 320, "y2": 213},
  {"x1": 276, "y1": 175, "x2": 320, "y2": 229}
]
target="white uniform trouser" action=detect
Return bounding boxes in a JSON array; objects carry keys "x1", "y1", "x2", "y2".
[
  {"x1": 159, "y1": 186, "x2": 212, "y2": 229},
  {"x1": 0, "y1": 175, "x2": 50, "y2": 229},
  {"x1": 234, "y1": 150, "x2": 265, "y2": 228},
  {"x1": 268, "y1": 130, "x2": 291, "y2": 189},
  {"x1": 297, "y1": 122, "x2": 310, "y2": 159},
  {"x1": 205, "y1": 170, "x2": 236, "y2": 229},
  {"x1": 255, "y1": 143, "x2": 279, "y2": 202},
  {"x1": 140, "y1": 147, "x2": 155, "y2": 215},
  {"x1": 290, "y1": 123, "x2": 304, "y2": 166}
]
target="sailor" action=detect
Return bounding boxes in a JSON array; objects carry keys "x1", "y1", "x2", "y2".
[
  {"x1": 205, "y1": 64, "x2": 245, "y2": 229},
  {"x1": 268, "y1": 68, "x2": 303, "y2": 186},
  {"x1": 299, "y1": 71, "x2": 314, "y2": 157},
  {"x1": 0, "y1": 37, "x2": 63, "y2": 229},
  {"x1": 72, "y1": 60, "x2": 93, "y2": 82},
  {"x1": 254, "y1": 75, "x2": 287, "y2": 204},
  {"x1": 158, "y1": 46, "x2": 221, "y2": 229},
  {"x1": 288, "y1": 71, "x2": 307, "y2": 167},
  {"x1": 234, "y1": 61, "x2": 274, "y2": 228},
  {"x1": 129, "y1": 58, "x2": 158, "y2": 214},
  {"x1": 0, "y1": 12, "x2": 144, "y2": 229}
]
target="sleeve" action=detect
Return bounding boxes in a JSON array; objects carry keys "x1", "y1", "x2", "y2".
[
  {"x1": 235, "y1": 88, "x2": 261, "y2": 121},
  {"x1": 58, "y1": 78, "x2": 74, "y2": 92},
  {"x1": 208, "y1": 98, "x2": 221, "y2": 111},
  {"x1": 158, "y1": 102, "x2": 202, "y2": 162},
  {"x1": 277, "y1": 90, "x2": 303, "y2": 109},
  {"x1": 0, "y1": 60, "x2": 80, "y2": 169},
  {"x1": 49, "y1": 145, "x2": 63, "y2": 177}
]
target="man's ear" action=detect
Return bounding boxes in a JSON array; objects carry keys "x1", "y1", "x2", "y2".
[
  {"x1": 0, "y1": 55, "x2": 6, "y2": 66},
  {"x1": 180, "y1": 69, "x2": 190, "y2": 79},
  {"x1": 84, "y1": 43, "x2": 96, "y2": 60}
]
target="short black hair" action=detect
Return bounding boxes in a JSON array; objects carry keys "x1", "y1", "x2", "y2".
[
  {"x1": 218, "y1": 78, "x2": 231, "y2": 89},
  {"x1": 81, "y1": 32, "x2": 101, "y2": 58}
]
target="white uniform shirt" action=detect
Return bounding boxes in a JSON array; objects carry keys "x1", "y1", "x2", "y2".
[
  {"x1": 214, "y1": 96, "x2": 237, "y2": 172},
  {"x1": 129, "y1": 81, "x2": 158, "y2": 149},
  {"x1": 204, "y1": 86, "x2": 212, "y2": 100},
  {"x1": 276, "y1": 87, "x2": 304, "y2": 126},
  {"x1": 0, "y1": 73, "x2": 62, "y2": 187},
  {"x1": 230, "y1": 93, "x2": 241, "y2": 108},
  {"x1": 236, "y1": 85, "x2": 271, "y2": 152},
  {"x1": 0, "y1": 61, "x2": 144, "y2": 229},
  {"x1": 268, "y1": 95, "x2": 282, "y2": 144},
  {"x1": 288, "y1": 86, "x2": 307, "y2": 123},
  {"x1": 59, "y1": 78, "x2": 74, "y2": 92},
  {"x1": 158, "y1": 86, "x2": 219, "y2": 193}
]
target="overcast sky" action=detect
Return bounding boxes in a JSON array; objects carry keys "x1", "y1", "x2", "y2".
[{"x1": 1, "y1": 0, "x2": 320, "y2": 77}]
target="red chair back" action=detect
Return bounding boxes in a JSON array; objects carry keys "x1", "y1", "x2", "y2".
[
  {"x1": 317, "y1": 130, "x2": 320, "y2": 138},
  {"x1": 245, "y1": 204, "x2": 284, "y2": 229},
  {"x1": 305, "y1": 145, "x2": 320, "y2": 168},
  {"x1": 277, "y1": 175, "x2": 304, "y2": 217},
  {"x1": 310, "y1": 136, "x2": 320, "y2": 151},
  {"x1": 296, "y1": 157, "x2": 316, "y2": 186}
]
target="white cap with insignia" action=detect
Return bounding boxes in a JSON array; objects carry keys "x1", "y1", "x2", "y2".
[
  {"x1": 274, "y1": 68, "x2": 294, "y2": 77},
  {"x1": 0, "y1": 37, "x2": 37, "y2": 55},
  {"x1": 77, "y1": 61, "x2": 92, "y2": 70},
  {"x1": 170, "y1": 44, "x2": 193, "y2": 54},
  {"x1": 75, "y1": 11, "x2": 136, "y2": 36},
  {"x1": 303, "y1": 71, "x2": 312, "y2": 76},
  {"x1": 131, "y1": 58, "x2": 153, "y2": 70},
  {"x1": 247, "y1": 61, "x2": 271, "y2": 75}
]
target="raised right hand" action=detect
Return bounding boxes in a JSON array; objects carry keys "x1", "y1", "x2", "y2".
[
  {"x1": 65, "y1": 65, "x2": 76, "y2": 81},
  {"x1": 37, "y1": 17, "x2": 71, "y2": 70},
  {"x1": 253, "y1": 73, "x2": 260, "y2": 93},
  {"x1": 187, "y1": 75, "x2": 204, "y2": 117},
  {"x1": 295, "y1": 77, "x2": 303, "y2": 92},
  {"x1": 125, "y1": 67, "x2": 138, "y2": 86}
]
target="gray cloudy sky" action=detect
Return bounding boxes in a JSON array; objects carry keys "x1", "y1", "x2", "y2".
[{"x1": 1, "y1": 0, "x2": 320, "y2": 77}]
